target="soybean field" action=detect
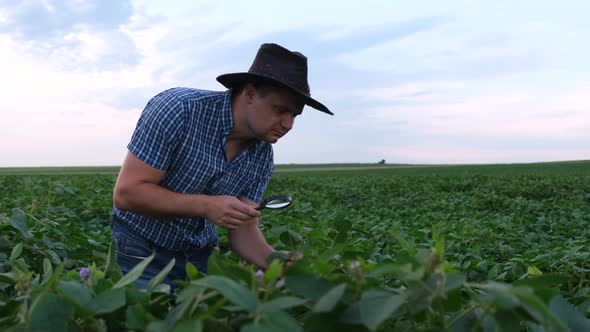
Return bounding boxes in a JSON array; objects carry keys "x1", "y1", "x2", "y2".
[{"x1": 0, "y1": 161, "x2": 589, "y2": 331}]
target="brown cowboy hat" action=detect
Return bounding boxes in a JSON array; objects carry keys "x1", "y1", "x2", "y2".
[{"x1": 216, "y1": 43, "x2": 333, "y2": 115}]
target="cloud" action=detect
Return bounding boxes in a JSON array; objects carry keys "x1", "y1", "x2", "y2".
[
  {"x1": 0, "y1": 99, "x2": 140, "y2": 167},
  {"x1": 335, "y1": 26, "x2": 539, "y2": 77},
  {"x1": 0, "y1": 8, "x2": 7, "y2": 23},
  {"x1": 1, "y1": 0, "x2": 589, "y2": 166},
  {"x1": 0, "y1": 34, "x2": 151, "y2": 101},
  {"x1": 0, "y1": 0, "x2": 133, "y2": 40},
  {"x1": 0, "y1": 1, "x2": 138, "y2": 72},
  {"x1": 0, "y1": 29, "x2": 146, "y2": 167},
  {"x1": 333, "y1": 5, "x2": 590, "y2": 81},
  {"x1": 351, "y1": 81, "x2": 466, "y2": 104},
  {"x1": 316, "y1": 15, "x2": 448, "y2": 47},
  {"x1": 363, "y1": 84, "x2": 590, "y2": 138}
]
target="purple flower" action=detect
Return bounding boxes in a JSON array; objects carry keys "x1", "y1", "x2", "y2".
[
  {"x1": 80, "y1": 267, "x2": 90, "y2": 280},
  {"x1": 255, "y1": 269, "x2": 264, "y2": 285}
]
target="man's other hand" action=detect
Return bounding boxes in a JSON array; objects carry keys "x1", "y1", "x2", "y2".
[{"x1": 205, "y1": 195, "x2": 261, "y2": 230}]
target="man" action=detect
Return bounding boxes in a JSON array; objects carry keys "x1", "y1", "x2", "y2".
[{"x1": 110, "y1": 43, "x2": 333, "y2": 288}]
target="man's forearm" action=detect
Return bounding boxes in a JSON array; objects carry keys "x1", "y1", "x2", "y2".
[
  {"x1": 114, "y1": 182, "x2": 209, "y2": 218},
  {"x1": 228, "y1": 222, "x2": 274, "y2": 269}
]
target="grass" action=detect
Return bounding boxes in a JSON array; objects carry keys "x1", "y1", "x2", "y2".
[
  {"x1": 274, "y1": 163, "x2": 404, "y2": 169},
  {"x1": 0, "y1": 166, "x2": 121, "y2": 176},
  {"x1": 277, "y1": 160, "x2": 590, "y2": 177}
]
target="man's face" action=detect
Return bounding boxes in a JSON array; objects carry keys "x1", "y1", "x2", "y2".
[{"x1": 246, "y1": 86, "x2": 304, "y2": 143}]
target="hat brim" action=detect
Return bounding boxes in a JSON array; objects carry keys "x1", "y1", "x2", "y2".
[{"x1": 217, "y1": 72, "x2": 333, "y2": 115}]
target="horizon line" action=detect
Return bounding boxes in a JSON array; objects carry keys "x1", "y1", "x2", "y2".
[{"x1": 0, "y1": 159, "x2": 588, "y2": 169}]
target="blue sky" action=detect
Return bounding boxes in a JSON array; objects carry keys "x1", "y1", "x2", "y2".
[{"x1": 0, "y1": 0, "x2": 588, "y2": 167}]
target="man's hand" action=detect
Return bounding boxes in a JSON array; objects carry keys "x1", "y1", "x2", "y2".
[
  {"x1": 267, "y1": 250, "x2": 303, "y2": 268},
  {"x1": 205, "y1": 195, "x2": 261, "y2": 230}
]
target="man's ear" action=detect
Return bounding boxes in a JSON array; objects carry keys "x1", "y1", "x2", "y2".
[{"x1": 243, "y1": 83, "x2": 256, "y2": 102}]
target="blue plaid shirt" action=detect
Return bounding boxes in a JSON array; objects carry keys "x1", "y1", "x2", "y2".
[{"x1": 113, "y1": 87, "x2": 274, "y2": 251}]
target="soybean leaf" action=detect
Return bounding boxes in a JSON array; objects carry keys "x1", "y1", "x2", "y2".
[
  {"x1": 88, "y1": 288, "x2": 126, "y2": 315},
  {"x1": 126, "y1": 304, "x2": 147, "y2": 330},
  {"x1": 246, "y1": 310, "x2": 302, "y2": 332},
  {"x1": 360, "y1": 290, "x2": 406, "y2": 331},
  {"x1": 264, "y1": 259, "x2": 282, "y2": 284},
  {"x1": 28, "y1": 292, "x2": 73, "y2": 332},
  {"x1": 147, "y1": 258, "x2": 175, "y2": 295},
  {"x1": 57, "y1": 281, "x2": 92, "y2": 311},
  {"x1": 104, "y1": 239, "x2": 118, "y2": 277},
  {"x1": 280, "y1": 230, "x2": 302, "y2": 247},
  {"x1": 493, "y1": 310, "x2": 522, "y2": 332},
  {"x1": 0, "y1": 272, "x2": 15, "y2": 284},
  {"x1": 548, "y1": 295, "x2": 590, "y2": 331},
  {"x1": 195, "y1": 276, "x2": 258, "y2": 313},
  {"x1": 285, "y1": 275, "x2": 335, "y2": 301},
  {"x1": 313, "y1": 283, "x2": 347, "y2": 313},
  {"x1": 512, "y1": 287, "x2": 566, "y2": 330},
  {"x1": 259, "y1": 296, "x2": 307, "y2": 313},
  {"x1": 113, "y1": 254, "x2": 155, "y2": 289},
  {"x1": 8, "y1": 208, "x2": 33, "y2": 239},
  {"x1": 0, "y1": 236, "x2": 12, "y2": 248},
  {"x1": 445, "y1": 274, "x2": 466, "y2": 291},
  {"x1": 185, "y1": 262, "x2": 199, "y2": 280},
  {"x1": 176, "y1": 284, "x2": 205, "y2": 304},
  {"x1": 10, "y1": 243, "x2": 23, "y2": 260},
  {"x1": 241, "y1": 324, "x2": 260, "y2": 332},
  {"x1": 41, "y1": 258, "x2": 53, "y2": 285},
  {"x1": 513, "y1": 274, "x2": 566, "y2": 302},
  {"x1": 173, "y1": 319, "x2": 203, "y2": 332},
  {"x1": 341, "y1": 303, "x2": 362, "y2": 325},
  {"x1": 11, "y1": 258, "x2": 29, "y2": 273},
  {"x1": 146, "y1": 321, "x2": 168, "y2": 332},
  {"x1": 46, "y1": 249, "x2": 62, "y2": 265}
]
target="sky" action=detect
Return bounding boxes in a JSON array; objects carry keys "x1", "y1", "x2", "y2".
[{"x1": 0, "y1": 0, "x2": 589, "y2": 167}]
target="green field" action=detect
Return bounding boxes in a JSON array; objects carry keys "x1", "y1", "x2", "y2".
[
  {"x1": 0, "y1": 161, "x2": 589, "y2": 331},
  {"x1": 0, "y1": 163, "x2": 396, "y2": 175},
  {"x1": 1, "y1": 160, "x2": 587, "y2": 176},
  {"x1": 0, "y1": 166, "x2": 121, "y2": 176}
]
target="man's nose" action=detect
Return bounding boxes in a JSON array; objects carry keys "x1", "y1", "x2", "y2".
[{"x1": 281, "y1": 113, "x2": 295, "y2": 130}]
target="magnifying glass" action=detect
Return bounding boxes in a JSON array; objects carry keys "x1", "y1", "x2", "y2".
[{"x1": 256, "y1": 195, "x2": 292, "y2": 211}]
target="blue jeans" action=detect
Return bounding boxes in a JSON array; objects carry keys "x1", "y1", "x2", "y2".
[{"x1": 110, "y1": 216, "x2": 213, "y2": 291}]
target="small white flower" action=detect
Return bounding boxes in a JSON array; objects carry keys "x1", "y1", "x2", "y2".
[{"x1": 349, "y1": 261, "x2": 361, "y2": 270}]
